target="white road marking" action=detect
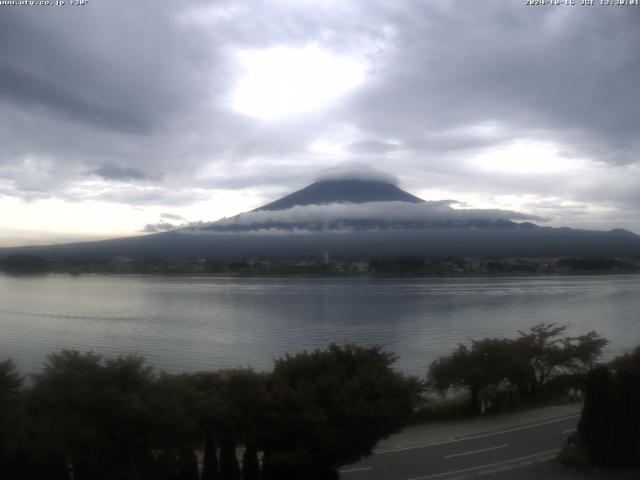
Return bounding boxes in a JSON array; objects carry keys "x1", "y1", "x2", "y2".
[
  {"x1": 444, "y1": 444, "x2": 508, "y2": 459},
  {"x1": 478, "y1": 465, "x2": 515, "y2": 475},
  {"x1": 561, "y1": 428, "x2": 576, "y2": 434},
  {"x1": 405, "y1": 449, "x2": 560, "y2": 480},
  {"x1": 339, "y1": 467, "x2": 373, "y2": 474},
  {"x1": 376, "y1": 415, "x2": 579, "y2": 454}
]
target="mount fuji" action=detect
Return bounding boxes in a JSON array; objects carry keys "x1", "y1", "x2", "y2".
[{"x1": 2, "y1": 172, "x2": 640, "y2": 260}]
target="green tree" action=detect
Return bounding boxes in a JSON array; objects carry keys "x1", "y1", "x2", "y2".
[
  {"x1": 149, "y1": 373, "x2": 202, "y2": 480},
  {"x1": 577, "y1": 346, "x2": 640, "y2": 467},
  {"x1": 30, "y1": 350, "x2": 162, "y2": 479},
  {"x1": 262, "y1": 344, "x2": 419, "y2": 479},
  {"x1": 189, "y1": 368, "x2": 269, "y2": 480},
  {"x1": 428, "y1": 338, "x2": 511, "y2": 413},
  {"x1": 177, "y1": 448, "x2": 199, "y2": 480},
  {"x1": 0, "y1": 359, "x2": 27, "y2": 476},
  {"x1": 510, "y1": 323, "x2": 607, "y2": 397},
  {"x1": 428, "y1": 325, "x2": 608, "y2": 412},
  {"x1": 242, "y1": 445, "x2": 261, "y2": 480},
  {"x1": 0, "y1": 359, "x2": 21, "y2": 400},
  {"x1": 201, "y1": 432, "x2": 219, "y2": 480},
  {"x1": 219, "y1": 433, "x2": 241, "y2": 480},
  {"x1": 577, "y1": 365, "x2": 615, "y2": 465}
]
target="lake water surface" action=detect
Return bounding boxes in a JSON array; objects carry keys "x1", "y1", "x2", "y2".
[{"x1": 1, "y1": 274, "x2": 639, "y2": 375}]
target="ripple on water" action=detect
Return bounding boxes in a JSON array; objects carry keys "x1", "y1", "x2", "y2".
[{"x1": 1, "y1": 274, "x2": 640, "y2": 375}]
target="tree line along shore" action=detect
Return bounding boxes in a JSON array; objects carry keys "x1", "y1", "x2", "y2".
[
  {"x1": 1, "y1": 253, "x2": 640, "y2": 276},
  {"x1": 0, "y1": 324, "x2": 638, "y2": 479}
]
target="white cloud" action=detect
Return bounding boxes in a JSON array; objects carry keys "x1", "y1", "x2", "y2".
[
  {"x1": 230, "y1": 44, "x2": 366, "y2": 120},
  {"x1": 467, "y1": 139, "x2": 584, "y2": 175},
  {"x1": 210, "y1": 200, "x2": 540, "y2": 229}
]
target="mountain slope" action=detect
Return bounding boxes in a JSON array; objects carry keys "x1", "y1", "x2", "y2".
[
  {"x1": 257, "y1": 179, "x2": 424, "y2": 211},
  {"x1": 1, "y1": 178, "x2": 640, "y2": 260},
  {"x1": 2, "y1": 225, "x2": 639, "y2": 260}
]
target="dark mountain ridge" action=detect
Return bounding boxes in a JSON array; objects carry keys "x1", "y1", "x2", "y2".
[
  {"x1": 2, "y1": 226, "x2": 639, "y2": 261},
  {"x1": 1, "y1": 178, "x2": 639, "y2": 261}
]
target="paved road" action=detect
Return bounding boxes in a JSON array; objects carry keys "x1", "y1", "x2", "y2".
[{"x1": 340, "y1": 414, "x2": 580, "y2": 479}]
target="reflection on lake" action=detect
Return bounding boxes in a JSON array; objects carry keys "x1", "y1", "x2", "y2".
[{"x1": 1, "y1": 274, "x2": 639, "y2": 375}]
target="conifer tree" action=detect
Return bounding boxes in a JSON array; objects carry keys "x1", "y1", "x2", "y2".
[
  {"x1": 241, "y1": 445, "x2": 261, "y2": 480},
  {"x1": 219, "y1": 434, "x2": 241, "y2": 480},
  {"x1": 202, "y1": 433, "x2": 219, "y2": 480},
  {"x1": 177, "y1": 448, "x2": 199, "y2": 480}
]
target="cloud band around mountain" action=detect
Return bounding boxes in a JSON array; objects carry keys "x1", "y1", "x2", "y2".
[{"x1": 193, "y1": 200, "x2": 543, "y2": 233}]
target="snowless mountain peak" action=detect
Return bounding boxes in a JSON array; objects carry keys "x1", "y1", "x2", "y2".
[{"x1": 257, "y1": 179, "x2": 424, "y2": 211}]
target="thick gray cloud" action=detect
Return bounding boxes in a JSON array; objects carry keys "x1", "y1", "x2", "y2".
[
  {"x1": 1, "y1": 0, "x2": 640, "y2": 237},
  {"x1": 345, "y1": 140, "x2": 399, "y2": 155},
  {"x1": 314, "y1": 163, "x2": 399, "y2": 185},
  {"x1": 95, "y1": 187, "x2": 209, "y2": 207},
  {"x1": 88, "y1": 164, "x2": 152, "y2": 182}
]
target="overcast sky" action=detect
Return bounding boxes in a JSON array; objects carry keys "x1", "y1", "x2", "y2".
[{"x1": 1, "y1": 0, "x2": 639, "y2": 246}]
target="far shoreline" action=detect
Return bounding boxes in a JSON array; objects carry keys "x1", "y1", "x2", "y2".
[{"x1": 3, "y1": 270, "x2": 640, "y2": 280}]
